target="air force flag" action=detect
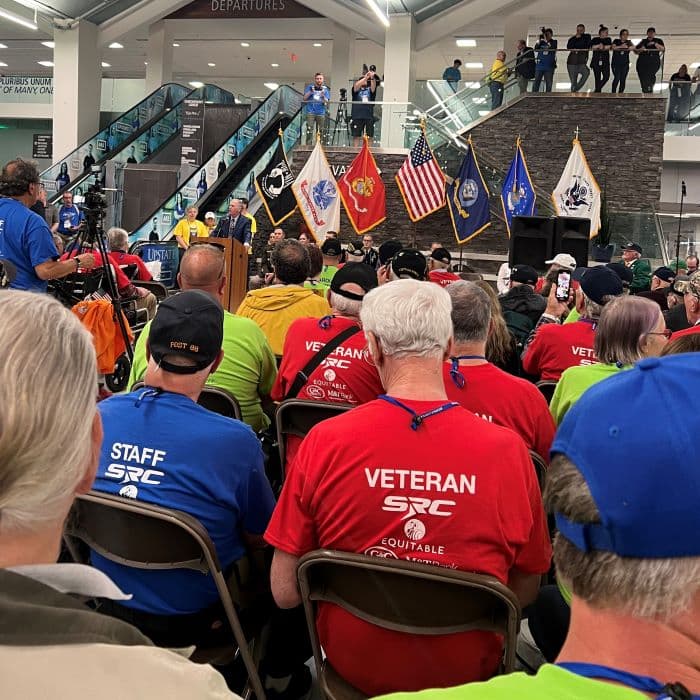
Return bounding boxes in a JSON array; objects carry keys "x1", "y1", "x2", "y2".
[
  {"x1": 552, "y1": 138, "x2": 601, "y2": 237},
  {"x1": 446, "y1": 139, "x2": 491, "y2": 244},
  {"x1": 500, "y1": 138, "x2": 536, "y2": 236}
]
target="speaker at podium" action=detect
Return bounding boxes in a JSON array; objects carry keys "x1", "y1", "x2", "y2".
[
  {"x1": 553, "y1": 217, "x2": 590, "y2": 269},
  {"x1": 509, "y1": 216, "x2": 554, "y2": 271}
]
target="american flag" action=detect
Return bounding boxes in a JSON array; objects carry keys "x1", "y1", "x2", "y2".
[{"x1": 395, "y1": 131, "x2": 445, "y2": 222}]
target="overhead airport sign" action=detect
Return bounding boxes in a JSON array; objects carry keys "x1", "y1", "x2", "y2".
[{"x1": 167, "y1": 0, "x2": 321, "y2": 19}]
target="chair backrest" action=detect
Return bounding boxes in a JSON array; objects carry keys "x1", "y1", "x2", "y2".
[
  {"x1": 65, "y1": 491, "x2": 266, "y2": 700},
  {"x1": 131, "y1": 382, "x2": 242, "y2": 421},
  {"x1": 134, "y1": 279, "x2": 168, "y2": 302},
  {"x1": 529, "y1": 450, "x2": 547, "y2": 492},
  {"x1": 297, "y1": 550, "x2": 521, "y2": 675},
  {"x1": 275, "y1": 399, "x2": 353, "y2": 471},
  {"x1": 535, "y1": 380, "x2": 558, "y2": 403}
]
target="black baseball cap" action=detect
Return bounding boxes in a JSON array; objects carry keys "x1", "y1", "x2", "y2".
[
  {"x1": 606, "y1": 262, "x2": 634, "y2": 286},
  {"x1": 378, "y1": 239, "x2": 403, "y2": 266},
  {"x1": 148, "y1": 290, "x2": 223, "y2": 374},
  {"x1": 580, "y1": 266, "x2": 624, "y2": 305},
  {"x1": 652, "y1": 266, "x2": 675, "y2": 283},
  {"x1": 347, "y1": 247, "x2": 364, "y2": 259},
  {"x1": 622, "y1": 242, "x2": 643, "y2": 255},
  {"x1": 510, "y1": 264, "x2": 538, "y2": 285},
  {"x1": 321, "y1": 239, "x2": 342, "y2": 257},
  {"x1": 392, "y1": 248, "x2": 427, "y2": 281},
  {"x1": 430, "y1": 247, "x2": 451, "y2": 264},
  {"x1": 330, "y1": 261, "x2": 378, "y2": 301}
]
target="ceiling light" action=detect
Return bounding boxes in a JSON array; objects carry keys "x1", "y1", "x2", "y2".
[
  {"x1": 0, "y1": 62, "x2": 7, "y2": 67},
  {"x1": 365, "y1": 0, "x2": 389, "y2": 27},
  {"x1": 37, "y1": 60, "x2": 53, "y2": 66},
  {"x1": 189, "y1": 81, "x2": 204, "y2": 88},
  {"x1": 41, "y1": 41, "x2": 54, "y2": 48},
  {"x1": 456, "y1": 39, "x2": 477, "y2": 47},
  {"x1": 101, "y1": 61, "x2": 110, "y2": 67},
  {"x1": 0, "y1": 43, "x2": 7, "y2": 48},
  {"x1": 108, "y1": 42, "x2": 123, "y2": 49},
  {"x1": 691, "y1": 62, "x2": 700, "y2": 69},
  {"x1": 240, "y1": 41, "x2": 250, "y2": 47},
  {"x1": 464, "y1": 62, "x2": 483, "y2": 69},
  {"x1": 313, "y1": 42, "x2": 322, "y2": 47},
  {"x1": 208, "y1": 62, "x2": 215, "y2": 66},
  {"x1": 271, "y1": 63, "x2": 279, "y2": 67},
  {"x1": 172, "y1": 42, "x2": 180, "y2": 47},
  {"x1": 264, "y1": 82, "x2": 279, "y2": 90},
  {"x1": 556, "y1": 82, "x2": 571, "y2": 90},
  {"x1": 0, "y1": 9, "x2": 37, "y2": 30},
  {"x1": 464, "y1": 81, "x2": 481, "y2": 89},
  {"x1": 144, "y1": 61, "x2": 148, "y2": 65}
]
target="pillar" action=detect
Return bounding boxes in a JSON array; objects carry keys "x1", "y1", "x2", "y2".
[
  {"x1": 52, "y1": 20, "x2": 101, "y2": 163},
  {"x1": 330, "y1": 23, "x2": 356, "y2": 100},
  {"x1": 381, "y1": 14, "x2": 416, "y2": 148},
  {"x1": 503, "y1": 15, "x2": 530, "y2": 59},
  {"x1": 145, "y1": 20, "x2": 174, "y2": 95}
]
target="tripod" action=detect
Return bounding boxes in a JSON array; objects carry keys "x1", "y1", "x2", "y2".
[{"x1": 331, "y1": 98, "x2": 351, "y2": 146}]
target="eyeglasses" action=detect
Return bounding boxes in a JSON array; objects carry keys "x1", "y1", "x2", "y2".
[{"x1": 646, "y1": 329, "x2": 672, "y2": 339}]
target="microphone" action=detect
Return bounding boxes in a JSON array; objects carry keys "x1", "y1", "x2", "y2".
[{"x1": 682, "y1": 180, "x2": 687, "y2": 197}]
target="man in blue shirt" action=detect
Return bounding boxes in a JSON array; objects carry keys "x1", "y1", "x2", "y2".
[
  {"x1": 0, "y1": 159, "x2": 95, "y2": 291},
  {"x1": 303, "y1": 72, "x2": 329, "y2": 144},
  {"x1": 533, "y1": 28, "x2": 557, "y2": 92},
  {"x1": 442, "y1": 59, "x2": 462, "y2": 91},
  {"x1": 52, "y1": 190, "x2": 85, "y2": 237}
]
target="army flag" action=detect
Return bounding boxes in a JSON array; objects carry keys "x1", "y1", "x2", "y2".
[
  {"x1": 446, "y1": 138, "x2": 491, "y2": 244},
  {"x1": 552, "y1": 138, "x2": 601, "y2": 237},
  {"x1": 255, "y1": 134, "x2": 297, "y2": 225},
  {"x1": 291, "y1": 138, "x2": 341, "y2": 241},
  {"x1": 338, "y1": 136, "x2": 386, "y2": 234},
  {"x1": 500, "y1": 138, "x2": 536, "y2": 236}
]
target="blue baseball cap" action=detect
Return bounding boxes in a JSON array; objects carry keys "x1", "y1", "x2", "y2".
[{"x1": 552, "y1": 354, "x2": 700, "y2": 559}]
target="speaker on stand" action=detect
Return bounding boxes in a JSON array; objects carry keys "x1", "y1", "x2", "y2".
[
  {"x1": 509, "y1": 216, "x2": 555, "y2": 271},
  {"x1": 554, "y1": 216, "x2": 590, "y2": 269}
]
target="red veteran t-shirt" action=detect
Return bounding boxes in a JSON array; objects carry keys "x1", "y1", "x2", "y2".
[
  {"x1": 671, "y1": 323, "x2": 700, "y2": 340},
  {"x1": 265, "y1": 398, "x2": 551, "y2": 696},
  {"x1": 522, "y1": 319, "x2": 597, "y2": 381},
  {"x1": 429, "y1": 270, "x2": 461, "y2": 287},
  {"x1": 443, "y1": 361, "x2": 555, "y2": 461}
]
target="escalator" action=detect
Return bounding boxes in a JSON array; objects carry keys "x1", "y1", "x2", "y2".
[
  {"x1": 45, "y1": 84, "x2": 236, "y2": 207},
  {"x1": 129, "y1": 85, "x2": 302, "y2": 242}
]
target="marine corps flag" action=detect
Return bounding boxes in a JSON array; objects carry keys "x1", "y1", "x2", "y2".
[
  {"x1": 291, "y1": 137, "x2": 341, "y2": 241},
  {"x1": 338, "y1": 136, "x2": 386, "y2": 234},
  {"x1": 500, "y1": 137, "x2": 536, "y2": 236},
  {"x1": 552, "y1": 138, "x2": 601, "y2": 237},
  {"x1": 255, "y1": 132, "x2": 296, "y2": 225},
  {"x1": 446, "y1": 138, "x2": 491, "y2": 244}
]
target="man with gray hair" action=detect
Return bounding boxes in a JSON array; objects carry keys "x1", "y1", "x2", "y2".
[
  {"x1": 445, "y1": 281, "x2": 555, "y2": 459},
  {"x1": 0, "y1": 291, "x2": 236, "y2": 698},
  {"x1": 106, "y1": 226, "x2": 153, "y2": 282},
  {"x1": 388, "y1": 354, "x2": 700, "y2": 698},
  {"x1": 266, "y1": 279, "x2": 551, "y2": 696}
]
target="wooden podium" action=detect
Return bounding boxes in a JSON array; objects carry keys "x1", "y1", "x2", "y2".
[{"x1": 191, "y1": 237, "x2": 248, "y2": 312}]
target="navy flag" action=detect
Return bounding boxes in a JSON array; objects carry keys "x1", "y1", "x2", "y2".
[
  {"x1": 446, "y1": 138, "x2": 491, "y2": 244},
  {"x1": 500, "y1": 137, "x2": 537, "y2": 236},
  {"x1": 255, "y1": 132, "x2": 297, "y2": 226}
]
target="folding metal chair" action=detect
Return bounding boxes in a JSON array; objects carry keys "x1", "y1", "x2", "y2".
[
  {"x1": 535, "y1": 380, "x2": 558, "y2": 404},
  {"x1": 529, "y1": 449, "x2": 548, "y2": 492},
  {"x1": 65, "y1": 491, "x2": 266, "y2": 700},
  {"x1": 297, "y1": 550, "x2": 521, "y2": 700},
  {"x1": 134, "y1": 279, "x2": 168, "y2": 303},
  {"x1": 132, "y1": 382, "x2": 242, "y2": 421}
]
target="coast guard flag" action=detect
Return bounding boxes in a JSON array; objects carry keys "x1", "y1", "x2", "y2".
[
  {"x1": 338, "y1": 136, "x2": 386, "y2": 234},
  {"x1": 552, "y1": 138, "x2": 601, "y2": 237},
  {"x1": 255, "y1": 134, "x2": 296, "y2": 225},
  {"x1": 500, "y1": 138, "x2": 536, "y2": 236},
  {"x1": 291, "y1": 138, "x2": 340, "y2": 241},
  {"x1": 446, "y1": 139, "x2": 491, "y2": 244}
]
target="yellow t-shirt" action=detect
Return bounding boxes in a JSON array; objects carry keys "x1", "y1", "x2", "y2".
[
  {"x1": 173, "y1": 218, "x2": 209, "y2": 247},
  {"x1": 490, "y1": 59, "x2": 508, "y2": 84}
]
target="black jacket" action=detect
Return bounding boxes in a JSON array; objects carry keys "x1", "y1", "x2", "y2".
[
  {"x1": 499, "y1": 285, "x2": 547, "y2": 325},
  {"x1": 516, "y1": 47, "x2": 536, "y2": 79}
]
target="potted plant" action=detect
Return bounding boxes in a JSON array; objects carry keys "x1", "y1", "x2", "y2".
[{"x1": 591, "y1": 190, "x2": 615, "y2": 262}]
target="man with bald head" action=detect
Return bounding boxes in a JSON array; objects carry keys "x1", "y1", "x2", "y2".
[{"x1": 128, "y1": 243, "x2": 277, "y2": 431}]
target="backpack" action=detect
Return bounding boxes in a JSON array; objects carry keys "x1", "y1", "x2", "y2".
[{"x1": 502, "y1": 309, "x2": 535, "y2": 354}]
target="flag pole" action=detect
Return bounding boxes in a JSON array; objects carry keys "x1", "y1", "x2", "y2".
[{"x1": 574, "y1": 126, "x2": 580, "y2": 141}]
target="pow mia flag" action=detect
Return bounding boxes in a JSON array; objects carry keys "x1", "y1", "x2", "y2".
[{"x1": 255, "y1": 135, "x2": 297, "y2": 225}]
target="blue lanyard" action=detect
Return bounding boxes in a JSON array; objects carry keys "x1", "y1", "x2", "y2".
[
  {"x1": 318, "y1": 315, "x2": 333, "y2": 329},
  {"x1": 378, "y1": 395, "x2": 460, "y2": 431},
  {"x1": 448, "y1": 355, "x2": 487, "y2": 389},
  {"x1": 578, "y1": 317, "x2": 598, "y2": 330},
  {"x1": 557, "y1": 662, "x2": 697, "y2": 699}
]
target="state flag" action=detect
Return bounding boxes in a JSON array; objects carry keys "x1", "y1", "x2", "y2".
[
  {"x1": 255, "y1": 135, "x2": 297, "y2": 225},
  {"x1": 500, "y1": 138, "x2": 537, "y2": 236},
  {"x1": 338, "y1": 136, "x2": 386, "y2": 234},
  {"x1": 291, "y1": 139, "x2": 341, "y2": 241}
]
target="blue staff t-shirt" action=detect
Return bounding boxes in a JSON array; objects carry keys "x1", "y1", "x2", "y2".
[
  {"x1": 0, "y1": 198, "x2": 58, "y2": 292},
  {"x1": 91, "y1": 389, "x2": 276, "y2": 615},
  {"x1": 304, "y1": 84, "x2": 330, "y2": 116},
  {"x1": 56, "y1": 204, "x2": 84, "y2": 235}
]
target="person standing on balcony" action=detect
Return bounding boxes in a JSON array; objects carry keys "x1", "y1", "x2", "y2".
[
  {"x1": 611, "y1": 29, "x2": 634, "y2": 93},
  {"x1": 303, "y1": 72, "x2": 330, "y2": 144},
  {"x1": 488, "y1": 51, "x2": 509, "y2": 110},
  {"x1": 590, "y1": 25, "x2": 612, "y2": 92},
  {"x1": 635, "y1": 27, "x2": 665, "y2": 94},
  {"x1": 515, "y1": 40, "x2": 535, "y2": 94},
  {"x1": 442, "y1": 59, "x2": 462, "y2": 92},
  {"x1": 567, "y1": 24, "x2": 591, "y2": 92},
  {"x1": 668, "y1": 64, "x2": 692, "y2": 122},
  {"x1": 533, "y1": 28, "x2": 557, "y2": 93}
]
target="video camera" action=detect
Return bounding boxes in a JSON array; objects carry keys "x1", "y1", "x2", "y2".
[
  {"x1": 362, "y1": 63, "x2": 382, "y2": 85},
  {"x1": 82, "y1": 165, "x2": 107, "y2": 216}
]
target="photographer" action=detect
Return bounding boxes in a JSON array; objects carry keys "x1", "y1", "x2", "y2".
[
  {"x1": 303, "y1": 72, "x2": 330, "y2": 144},
  {"x1": 351, "y1": 65, "x2": 379, "y2": 147},
  {"x1": 533, "y1": 28, "x2": 557, "y2": 92},
  {"x1": 0, "y1": 158, "x2": 95, "y2": 292}
]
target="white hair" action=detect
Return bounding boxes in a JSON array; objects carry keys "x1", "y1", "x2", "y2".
[
  {"x1": 329, "y1": 291, "x2": 362, "y2": 318},
  {"x1": 0, "y1": 292, "x2": 97, "y2": 533},
  {"x1": 106, "y1": 226, "x2": 129, "y2": 252},
  {"x1": 360, "y1": 279, "x2": 452, "y2": 358}
]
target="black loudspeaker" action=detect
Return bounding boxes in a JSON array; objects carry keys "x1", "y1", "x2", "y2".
[
  {"x1": 554, "y1": 217, "x2": 590, "y2": 269},
  {"x1": 509, "y1": 216, "x2": 554, "y2": 271}
]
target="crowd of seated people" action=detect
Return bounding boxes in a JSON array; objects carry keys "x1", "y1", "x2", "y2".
[{"x1": 3, "y1": 150, "x2": 700, "y2": 698}]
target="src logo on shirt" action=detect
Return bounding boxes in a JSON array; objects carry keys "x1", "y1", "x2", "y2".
[
  {"x1": 105, "y1": 464, "x2": 165, "y2": 485},
  {"x1": 382, "y1": 495, "x2": 455, "y2": 520}
]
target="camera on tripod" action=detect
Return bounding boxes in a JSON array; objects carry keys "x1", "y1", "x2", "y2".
[
  {"x1": 339, "y1": 87, "x2": 347, "y2": 101},
  {"x1": 83, "y1": 165, "x2": 107, "y2": 217}
]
